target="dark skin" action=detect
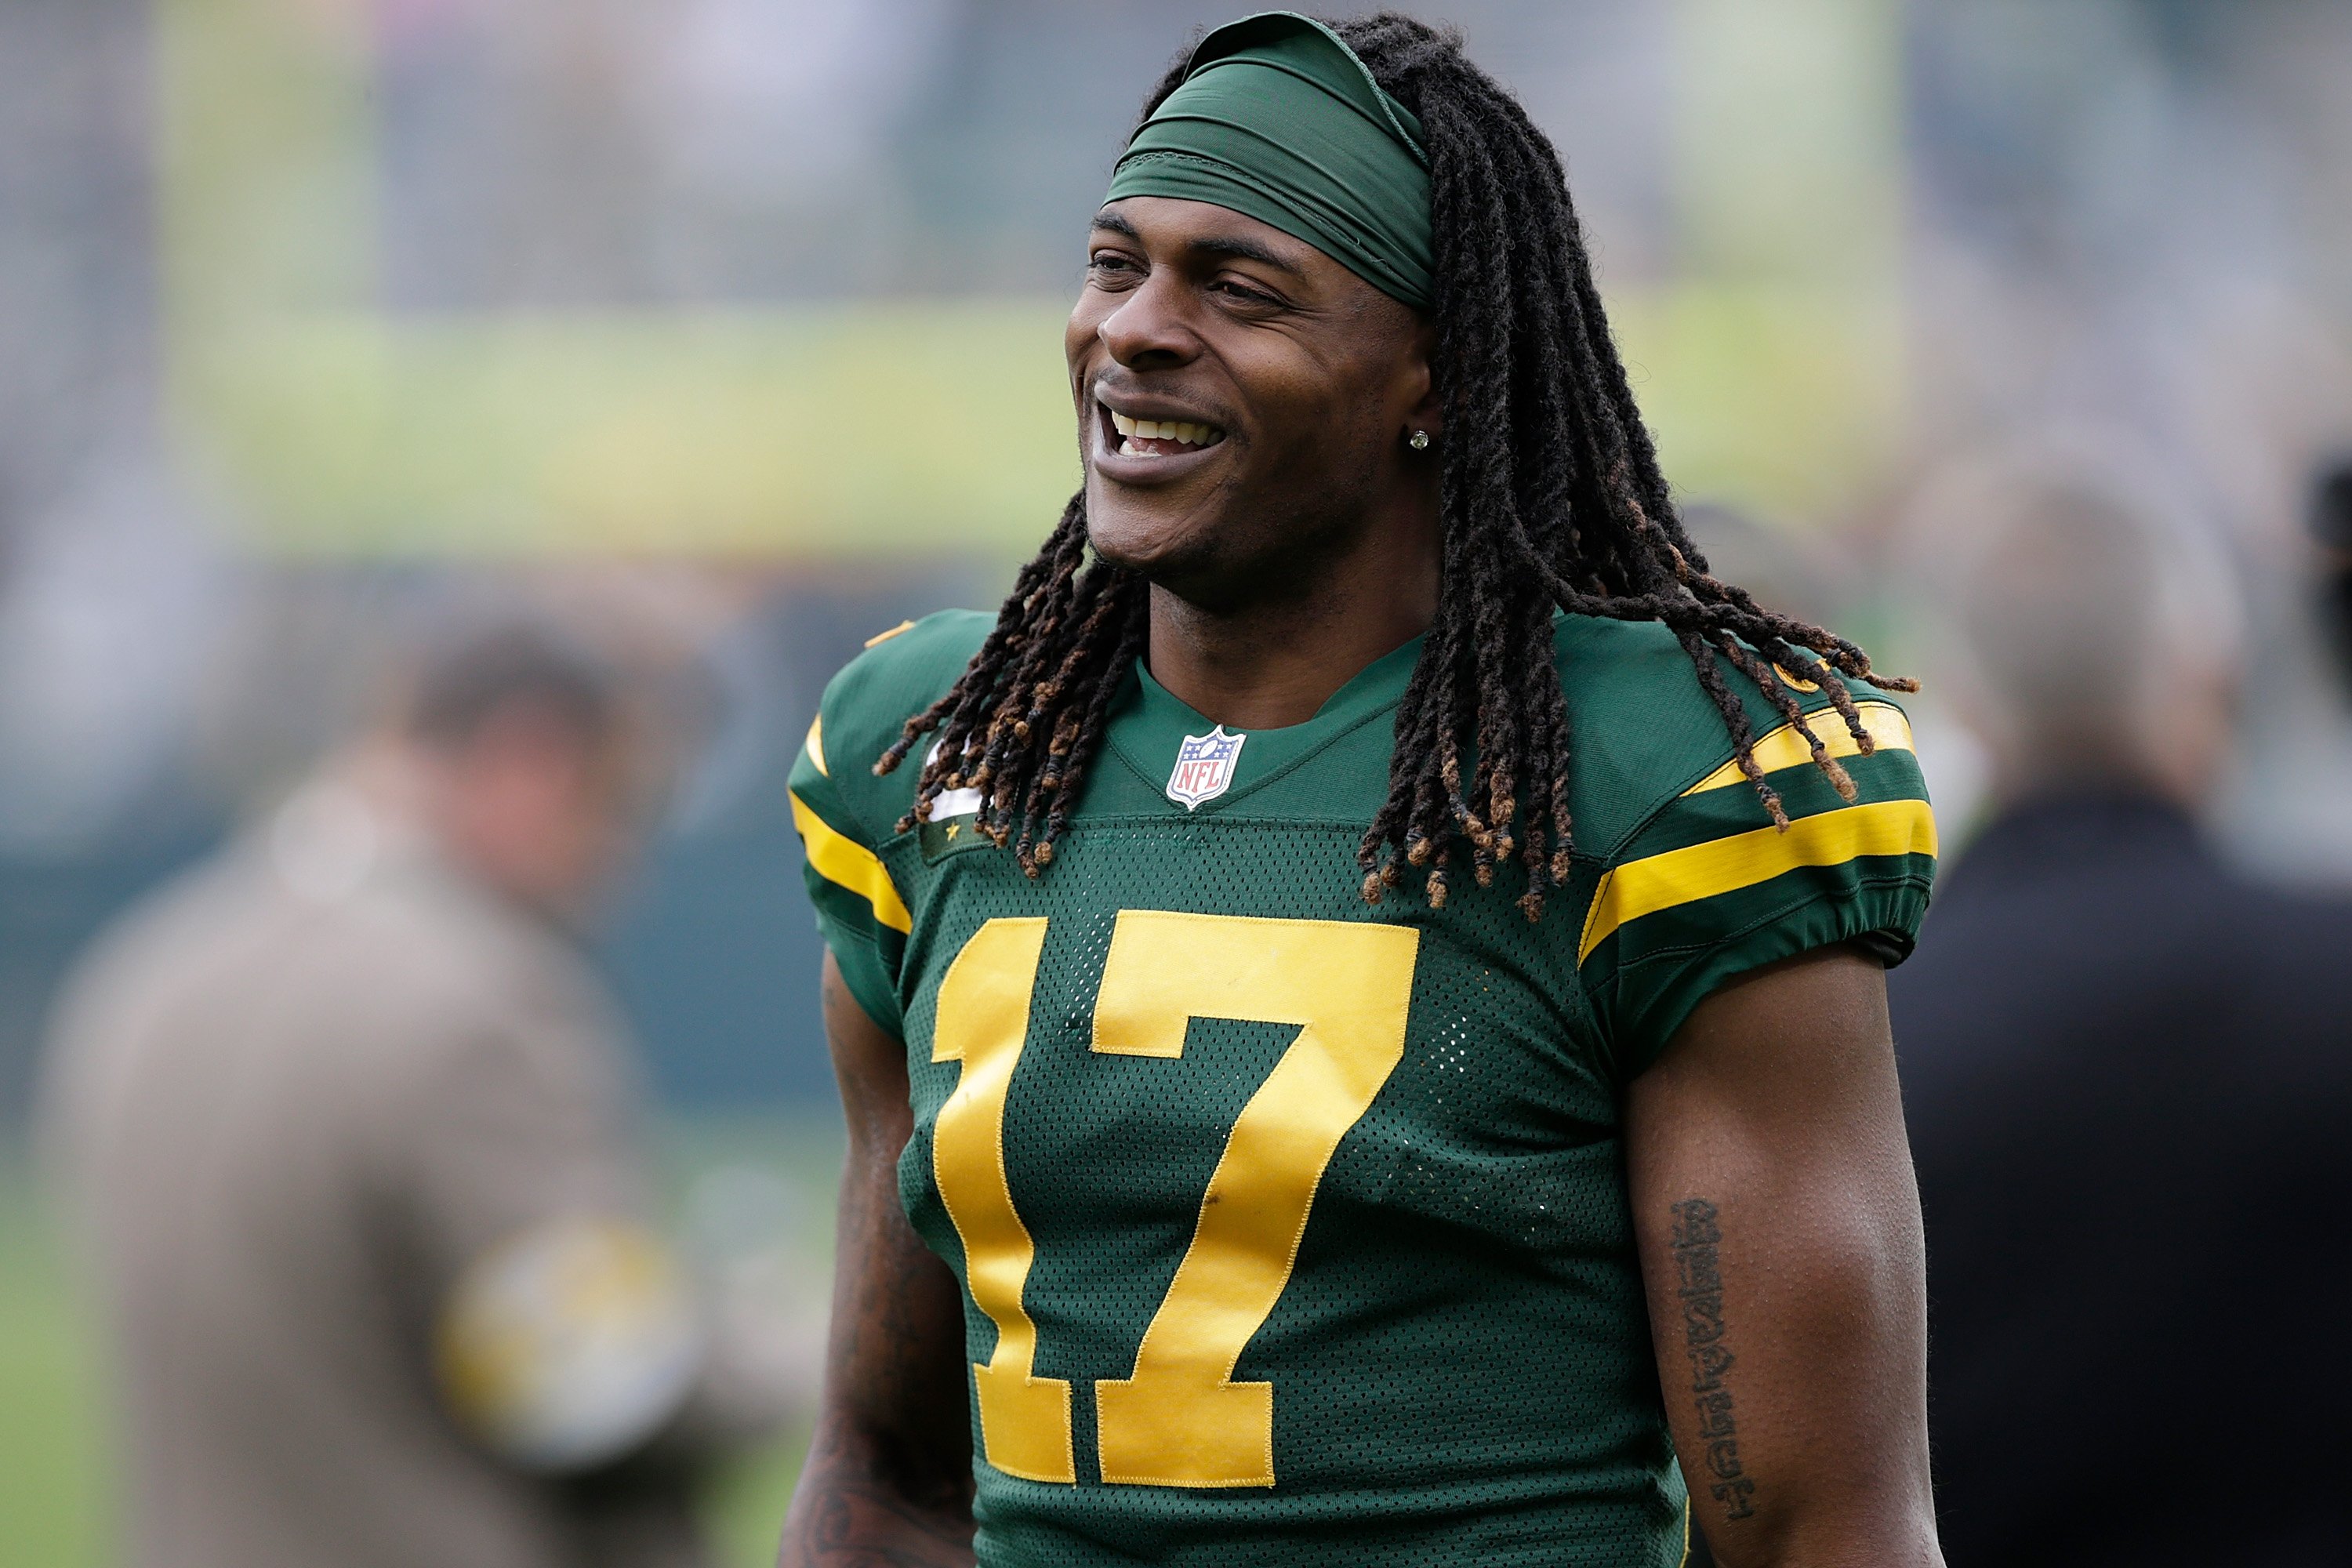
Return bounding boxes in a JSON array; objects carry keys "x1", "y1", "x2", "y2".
[
  {"x1": 779, "y1": 197, "x2": 1941, "y2": 1567},
  {"x1": 776, "y1": 957, "x2": 975, "y2": 1568},
  {"x1": 1072, "y1": 197, "x2": 1443, "y2": 728},
  {"x1": 1628, "y1": 949, "x2": 1940, "y2": 1567}
]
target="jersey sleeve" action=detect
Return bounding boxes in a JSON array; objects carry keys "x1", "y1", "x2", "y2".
[
  {"x1": 788, "y1": 612, "x2": 993, "y2": 1040},
  {"x1": 1576, "y1": 693, "x2": 1938, "y2": 1077},
  {"x1": 789, "y1": 684, "x2": 913, "y2": 1040}
]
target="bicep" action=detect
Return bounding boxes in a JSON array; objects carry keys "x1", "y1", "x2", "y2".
[{"x1": 1625, "y1": 946, "x2": 1938, "y2": 1567}]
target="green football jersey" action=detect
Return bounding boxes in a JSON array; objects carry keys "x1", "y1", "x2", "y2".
[{"x1": 789, "y1": 609, "x2": 1935, "y2": 1568}]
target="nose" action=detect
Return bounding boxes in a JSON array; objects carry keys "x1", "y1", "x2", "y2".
[{"x1": 1095, "y1": 269, "x2": 1202, "y2": 372}]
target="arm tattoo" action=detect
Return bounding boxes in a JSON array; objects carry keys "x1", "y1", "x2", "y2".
[
  {"x1": 797, "y1": 1475, "x2": 975, "y2": 1568},
  {"x1": 1671, "y1": 1198, "x2": 1757, "y2": 1521}
]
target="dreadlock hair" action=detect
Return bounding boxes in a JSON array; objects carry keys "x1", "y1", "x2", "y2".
[{"x1": 876, "y1": 13, "x2": 1914, "y2": 919}]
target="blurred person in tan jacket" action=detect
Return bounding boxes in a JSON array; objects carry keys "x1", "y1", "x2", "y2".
[{"x1": 39, "y1": 622, "x2": 790, "y2": 1568}]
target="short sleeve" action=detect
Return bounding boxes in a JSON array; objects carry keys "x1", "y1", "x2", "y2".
[
  {"x1": 1577, "y1": 695, "x2": 1938, "y2": 1077},
  {"x1": 789, "y1": 673, "x2": 912, "y2": 1040}
]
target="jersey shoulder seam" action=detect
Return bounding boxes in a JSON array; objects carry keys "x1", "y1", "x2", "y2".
[
  {"x1": 1590, "y1": 684, "x2": 1891, "y2": 867},
  {"x1": 820, "y1": 609, "x2": 993, "y2": 851}
]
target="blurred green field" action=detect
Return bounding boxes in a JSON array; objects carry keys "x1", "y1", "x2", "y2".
[
  {"x1": 0, "y1": 1151, "x2": 109, "y2": 1568},
  {"x1": 0, "y1": 1115, "x2": 842, "y2": 1568}
]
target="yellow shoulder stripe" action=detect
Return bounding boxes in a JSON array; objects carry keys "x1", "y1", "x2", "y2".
[
  {"x1": 864, "y1": 619, "x2": 916, "y2": 648},
  {"x1": 1682, "y1": 700, "x2": 1914, "y2": 796},
  {"x1": 804, "y1": 714, "x2": 828, "y2": 777},
  {"x1": 1579, "y1": 797, "x2": 1936, "y2": 962},
  {"x1": 790, "y1": 790, "x2": 912, "y2": 934}
]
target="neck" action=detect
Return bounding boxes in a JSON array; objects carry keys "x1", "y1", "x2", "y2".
[{"x1": 1144, "y1": 490, "x2": 1440, "y2": 730}]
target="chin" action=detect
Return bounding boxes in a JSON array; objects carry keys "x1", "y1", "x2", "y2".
[{"x1": 1083, "y1": 478, "x2": 1225, "y2": 580}]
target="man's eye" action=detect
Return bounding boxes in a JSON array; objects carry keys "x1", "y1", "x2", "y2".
[
  {"x1": 1212, "y1": 278, "x2": 1277, "y2": 306},
  {"x1": 1088, "y1": 254, "x2": 1140, "y2": 278}
]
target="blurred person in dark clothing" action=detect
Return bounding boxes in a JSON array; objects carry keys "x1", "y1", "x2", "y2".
[
  {"x1": 1890, "y1": 454, "x2": 2352, "y2": 1566},
  {"x1": 2313, "y1": 456, "x2": 2352, "y2": 693},
  {"x1": 38, "y1": 622, "x2": 789, "y2": 1568}
]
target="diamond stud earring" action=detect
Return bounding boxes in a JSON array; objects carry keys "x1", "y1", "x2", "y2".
[{"x1": 1409, "y1": 430, "x2": 1430, "y2": 451}]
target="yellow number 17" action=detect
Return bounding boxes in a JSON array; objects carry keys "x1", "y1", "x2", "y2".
[{"x1": 929, "y1": 910, "x2": 1419, "y2": 1490}]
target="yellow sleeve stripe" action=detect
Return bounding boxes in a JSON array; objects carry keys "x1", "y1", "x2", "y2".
[
  {"x1": 790, "y1": 790, "x2": 913, "y2": 934},
  {"x1": 864, "y1": 619, "x2": 916, "y2": 648},
  {"x1": 1579, "y1": 797, "x2": 1937, "y2": 963},
  {"x1": 1682, "y1": 700, "x2": 1914, "y2": 797},
  {"x1": 804, "y1": 714, "x2": 828, "y2": 776}
]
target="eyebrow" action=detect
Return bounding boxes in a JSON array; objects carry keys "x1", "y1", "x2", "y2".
[{"x1": 1090, "y1": 211, "x2": 1305, "y2": 277}]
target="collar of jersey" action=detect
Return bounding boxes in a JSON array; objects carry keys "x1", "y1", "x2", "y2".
[{"x1": 1104, "y1": 630, "x2": 1427, "y2": 813}]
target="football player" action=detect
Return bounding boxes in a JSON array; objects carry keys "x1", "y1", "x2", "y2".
[{"x1": 783, "y1": 14, "x2": 1941, "y2": 1567}]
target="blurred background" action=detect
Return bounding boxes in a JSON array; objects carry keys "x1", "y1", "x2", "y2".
[{"x1": 4, "y1": 1, "x2": 2351, "y2": 1563}]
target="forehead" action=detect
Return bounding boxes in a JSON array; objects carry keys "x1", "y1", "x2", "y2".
[{"x1": 1094, "y1": 196, "x2": 1341, "y2": 279}]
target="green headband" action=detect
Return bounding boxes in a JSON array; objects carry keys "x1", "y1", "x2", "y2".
[{"x1": 1103, "y1": 12, "x2": 1435, "y2": 310}]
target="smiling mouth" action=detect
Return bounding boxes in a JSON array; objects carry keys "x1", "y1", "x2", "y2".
[{"x1": 1102, "y1": 405, "x2": 1228, "y2": 459}]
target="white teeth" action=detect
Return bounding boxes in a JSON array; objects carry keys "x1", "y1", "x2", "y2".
[{"x1": 1102, "y1": 405, "x2": 1224, "y2": 452}]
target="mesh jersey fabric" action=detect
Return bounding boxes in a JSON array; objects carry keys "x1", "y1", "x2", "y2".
[{"x1": 789, "y1": 609, "x2": 1935, "y2": 1568}]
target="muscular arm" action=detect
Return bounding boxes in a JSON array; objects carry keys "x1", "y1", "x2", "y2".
[
  {"x1": 1626, "y1": 946, "x2": 1941, "y2": 1568},
  {"x1": 778, "y1": 955, "x2": 975, "y2": 1567}
]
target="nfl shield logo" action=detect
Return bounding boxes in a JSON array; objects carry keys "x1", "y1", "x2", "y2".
[{"x1": 1165, "y1": 726, "x2": 1247, "y2": 811}]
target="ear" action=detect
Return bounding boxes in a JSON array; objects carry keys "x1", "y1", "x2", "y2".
[{"x1": 1402, "y1": 315, "x2": 1442, "y2": 440}]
